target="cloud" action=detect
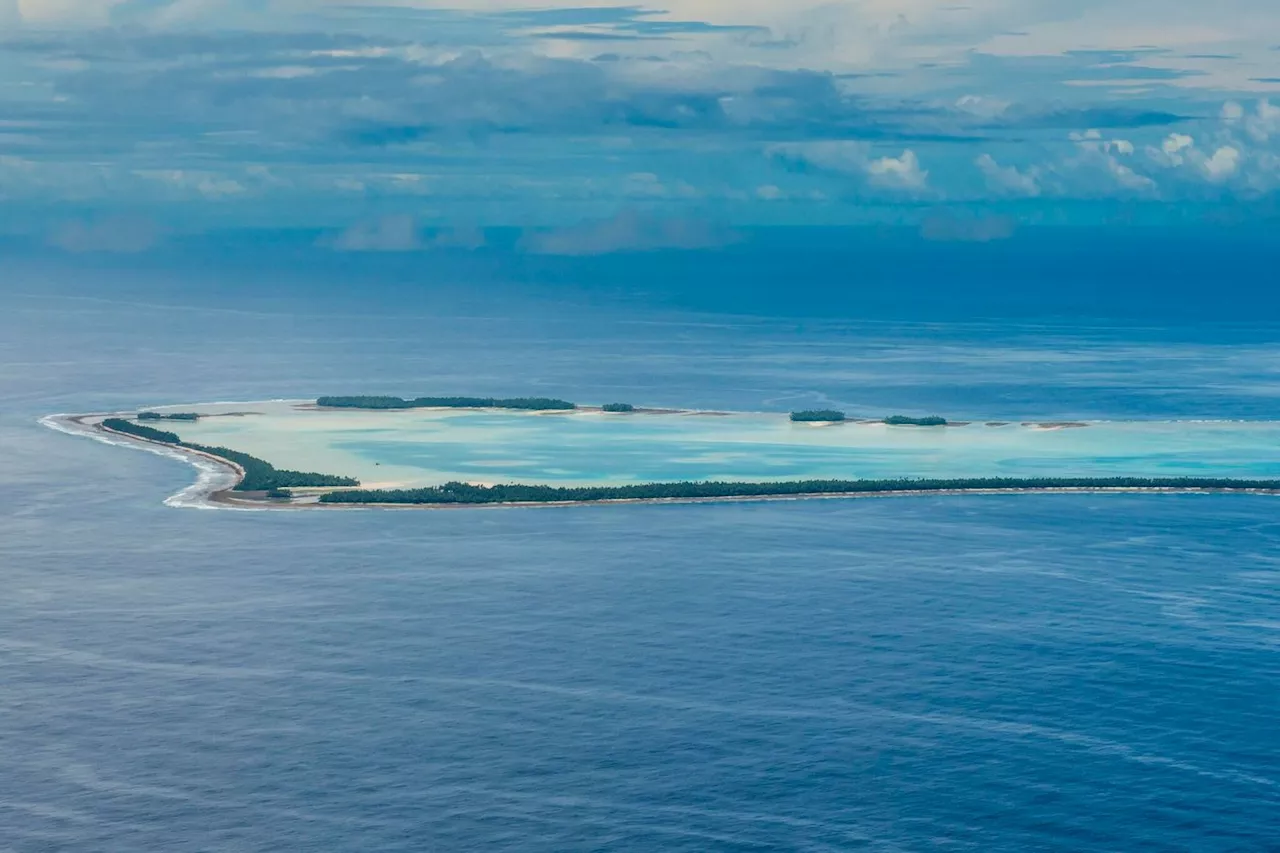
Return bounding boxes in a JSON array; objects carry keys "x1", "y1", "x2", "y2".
[
  {"x1": 623, "y1": 172, "x2": 700, "y2": 199},
  {"x1": 22, "y1": 32, "x2": 942, "y2": 149},
  {"x1": 1160, "y1": 132, "x2": 1195, "y2": 164},
  {"x1": 2, "y1": 1, "x2": 1278, "y2": 234},
  {"x1": 768, "y1": 142, "x2": 928, "y2": 192},
  {"x1": 975, "y1": 154, "x2": 1040, "y2": 196},
  {"x1": 1070, "y1": 129, "x2": 1157, "y2": 192},
  {"x1": 866, "y1": 149, "x2": 928, "y2": 191},
  {"x1": 1222, "y1": 98, "x2": 1280, "y2": 142},
  {"x1": 1069, "y1": 129, "x2": 1136, "y2": 155},
  {"x1": 326, "y1": 215, "x2": 421, "y2": 251},
  {"x1": 48, "y1": 215, "x2": 162, "y2": 253},
  {"x1": 1201, "y1": 146, "x2": 1242, "y2": 181},
  {"x1": 14, "y1": 0, "x2": 110, "y2": 24},
  {"x1": 768, "y1": 141, "x2": 869, "y2": 175},
  {"x1": 519, "y1": 209, "x2": 737, "y2": 255},
  {"x1": 135, "y1": 169, "x2": 248, "y2": 198},
  {"x1": 1147, "y1": 132, "x2": 1246, "y2": 184},
  {"x1": 1222, "y1": 101, "x2": 1246, "y2": 122},
  {"x1": 1103, "y1": 159, "x2": 1156, "y2": 192}
]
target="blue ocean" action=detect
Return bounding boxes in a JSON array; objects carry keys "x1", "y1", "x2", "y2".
[{"x1": 2, "y1": 269, "x2": 1277, "y2": 851}]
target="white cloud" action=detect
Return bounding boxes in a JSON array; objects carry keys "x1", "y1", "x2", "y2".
[
  {"x1": 865, "y1": 149, "x2": 928, "y2": 191},
  {"x1": 770, "y1": 142, "x2": 927, "y2": 192},
  {"x1": 767, "y1": 141, "x2": 869, "y2": 176},
  {"x1": 1246, "y1": 99, "x2": 1280, "y2": 142},
  {"x1": 4, "y1": 0, "x2": 1278, "y2": 230},
  {"x1": 1147, "y1": 132, "x2": 1194, "y2": 167},
  {"x1": 328, "y1": 215, "x2": 422, "y2": 251},
  {"x1": 975, "y1": 153, "x2": 1040, "y2": 196},
  {"x1": 954, "y1": 95, "x2": 1011, "y2": 119},
  {"x1": 10, "y1": 0, "x2": 1279, "y2": 97},
  {"x1": 1147, "y1": 132, "x2": 1243, "y2": 183},
  {"x1": 1222, "y1": 99, "x2": 1280, "y2": 142},
  {"x1": 1105, "y1": 158, "x2": 1156, "y2": 192},
  {"x1": 15, "y1": 0, "x2": 120, "y2": 24},
  {"x1": 1201, "y1": 146, "x2": 1241, "y2": 181},
  {"x1": 1070, "y1": 129, "x2": 1136, "y2": 156},
  {"x1": 135, "y1": 169, "x2": 247, "y2": 198},
  {"x1": 1163, "y1": 133, "x2": 1194, "y2": 157},
  {"x1": 1070, "y1": 129, "x2": 1156, "y2": 193}
]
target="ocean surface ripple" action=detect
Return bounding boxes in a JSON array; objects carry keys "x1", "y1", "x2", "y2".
[{"x1": 2, "y1": 292, "x2": 1277, "y2": 851}]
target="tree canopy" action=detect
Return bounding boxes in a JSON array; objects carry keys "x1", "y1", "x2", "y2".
[
  {"x1": 884, "y1": 415, "x2": 948, "y2": 426},
  {"x1": 318, "y1": 476, "x2": 1279, "y2": 506},
  {"x1": 791, "y1": 410, "x2": 846, "y2": 422},
  {"x1": 317, "y1": 396, "x2": 576, "y2": 411}
]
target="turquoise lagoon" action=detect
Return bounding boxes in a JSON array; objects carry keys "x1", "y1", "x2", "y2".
[{"x1": 161, "y1": 402, "x2": 1280, "y2": 489}]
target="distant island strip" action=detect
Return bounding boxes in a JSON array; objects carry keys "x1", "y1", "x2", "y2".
[
  {"x1": 73, "y1": 400, "x2": 1280, "y2": 510},
  {"x1": 138, "y1": 411, "x2": 201, "y2": 421},
  {"x1": 790, "y1": 410, "x2": 948, "y2": 426},
  {"x1": 317, "y1": 396, "x2": 577, "y2": 411},
  {"x1": 320, "y1": 398, "x2": 945, "y2": 426},
  {"x1": 317, "y1": 477, "x2": 1280, "y2": 506},
  {"x1": 790, "y1": 410, "x2": 848, "y2": 422}
]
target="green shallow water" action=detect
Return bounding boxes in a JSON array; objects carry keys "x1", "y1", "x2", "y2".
[{"x1": 158, "y1": 402, "x2": 1280, "y2": 488}]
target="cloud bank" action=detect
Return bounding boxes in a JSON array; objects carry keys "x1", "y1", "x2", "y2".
[{"x1": 0, "y1": 0, "x2": 1276, "y2": 239}]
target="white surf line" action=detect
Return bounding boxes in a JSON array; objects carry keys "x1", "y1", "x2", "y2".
[{"x1": 38, "y1": 412, "x2": 259, "y2": 511}]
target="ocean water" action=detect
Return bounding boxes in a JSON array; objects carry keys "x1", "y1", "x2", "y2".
[{"x1": 1, "y1": 283, "x2": 1278, "y2": 851}]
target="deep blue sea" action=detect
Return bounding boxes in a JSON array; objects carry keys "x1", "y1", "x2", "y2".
[{"x1": 2, "y1": 276, "x2": 1278, "y2": 851}]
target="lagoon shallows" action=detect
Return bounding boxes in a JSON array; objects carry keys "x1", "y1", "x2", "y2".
[{"x1": 160, "y1": 401, "x2": 1280, "y2": 489}]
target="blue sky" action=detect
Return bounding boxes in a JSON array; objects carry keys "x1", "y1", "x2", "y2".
[{"x1": 0, "y1": 0, "x2": 1278, "y2": 254}]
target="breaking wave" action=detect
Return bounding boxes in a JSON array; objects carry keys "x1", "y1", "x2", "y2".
[{"x1": 38, "y1": 413, "x2": 255, "y2": 511}]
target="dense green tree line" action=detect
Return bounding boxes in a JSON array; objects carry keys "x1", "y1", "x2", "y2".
[
  {"x1": 791, "y1": 410, "x2": 846, "y2": 422},
  {"x1": 137, "y1": 411, "x2": 200, "y2": 421},
  {"x1": 105, "y1": 418, "x2": 181, "y2": 443},
  {"x1": 316, "y1": 396, "x2": 576, "y2": 411},
  {"x1": 884, "y1": 415, "x2": 948, "y2": 426},
  {"x1": 602, "y1": 403, "x2": 635, "y2": 413},
  {"x1": 181, "y1": 442, "x2": 359, "y2": 490},
  {"x1": 317, "y1": 476, "x2": 1280, "y2": 506},
  {"x1": 101, "y1": 418, "x2": 358, "y2": 491}
]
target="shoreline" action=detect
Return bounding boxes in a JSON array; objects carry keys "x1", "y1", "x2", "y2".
[
  {"x1": 39, "y1": 408, "x2": 1280, "y2": 512},
  {"x1": 45, "y1": 412, "x2": 254, "y2": 510}
]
